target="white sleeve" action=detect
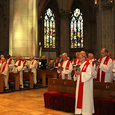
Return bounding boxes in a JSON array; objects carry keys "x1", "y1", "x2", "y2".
[
  {"x1": 23, "y1": 61, "x2": 27, "y2": 70},
  {"x1": 2, "y1": 64, "x2": 8, "y2": 76},
  {"x1": 112, "y1": 61, "x2": 115, "y2": 73},
  {"x1": 9, "y1": 59, "x2": 14, "y2": 68},
  {"x1": 91, "y1": 66, "x2": 97, "y2": 79},
  {"x1": 112, "y1": 61, "x2": 115, "y2": 78},
  {"x1": 73, "y1": 74, "x2": 78, "y2": 81},
  {"x1": 62, "y1": 63, "x2": 73, "y2": 75},
  {"x1": 30, "y1": 60, "x2": 37, "y2": 69},
  {"x1": 17, "y1": 61, "x2": 23, "y2": 71},
  {"x1": 81, "y1": 64, "x2": 92, "y2": 82},
  {"x1": 100, "y1": 59, "x2": 113, "y2": 73}
]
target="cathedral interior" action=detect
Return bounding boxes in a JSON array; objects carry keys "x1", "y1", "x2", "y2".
[
  {"x1": 0, "y1": 0, "x2": 115, "y2": 59},
  {"x1": 0, "y1": 1, "x2": 115, "y2": 115}
]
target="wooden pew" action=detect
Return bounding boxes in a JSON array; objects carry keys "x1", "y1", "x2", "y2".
[
  {"x1": 0, "y1": 74, "x2": 4, "y2": 92},
  {"x1": 48, "y1": 78, "x2": 115, "y2": 98},
  {"x1": 48, "y1": 78, "x2": 76, "y2": 93},
  {"x1": 37, "y1": 68, "x2": 58, "y2": 87},
  {"x1": 45, "y1": 69, "x2": 58, "y2": 78},
  {"x1": 9, "y1": 73, "x2": 20, "y2": 90},
  {"x1": 23, "y1": 72, "x2": 33, "y2": 88},
  {"x1": 37, "y1": 68, "x2": 58, "y2": 78},
  {"x1": 37, "y1": 71, "x2": 46, "y2": 87},
  {"x1": 94, "y1": 81, "x2": 115, "y2": 98}
]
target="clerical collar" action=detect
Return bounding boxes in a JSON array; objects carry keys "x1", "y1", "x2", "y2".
[{"x1": 103, "y1": 56, "x2": 107, "y2": 59}]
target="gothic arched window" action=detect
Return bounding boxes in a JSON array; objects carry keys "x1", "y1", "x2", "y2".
[
  {"x1": 70, "y1": 8, "x2": 83, "y2": 48},
  {"x1": 44, "y1": 8, "x2": 55, "y2": 48}
]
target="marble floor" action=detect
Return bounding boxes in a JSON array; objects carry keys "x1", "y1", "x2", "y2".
[{"x1": 0, "y1": 88, "x2": 74, "y2": 115}]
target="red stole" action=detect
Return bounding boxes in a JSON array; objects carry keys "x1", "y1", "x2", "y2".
[
  {"x1": 23, "y1": 60, "x2": 27, "y2": 67},
  {"x1": 60, "y1": 60, "x2": 71, "y2": 78},
  {"x1": 77, "y1": 61, "x2": 90, "y2": 109},
  {"x1": 97, "y1": 56, "x2": 110, "y2": 82},
  {"x1": 2, "y1": 62, "x2": 7, "y2": 72},
  {"x1": 29, "y1": 60, "x2": 35, "y2": 72},
  {"x1": 74, "y1": 58, "x2": 77, "y2": 64},
  {"x1": 7, "y1": 58, "x2": 12, "y2": 65},
  {"x1": 15, "y1": 60, "x2": 22, "y2": 73},
  {"x1": 86, "y1": 57, "x2": 90, "y2": 62},
  {"x1": 77, "y1": 60, "x2": 80, "y2": 65}
]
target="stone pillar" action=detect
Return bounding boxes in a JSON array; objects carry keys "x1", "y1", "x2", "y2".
[
  {"x1": 96, "y1": 0, "x2": 115, "y2": 58},
  {"x1": 60, "y1": 12, "x2": 70, "y2": 56},
  {"x1": 9, "y1": 0, "x2": 38, "y2": 58}
]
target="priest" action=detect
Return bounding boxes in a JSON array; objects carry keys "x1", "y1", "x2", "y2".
[
  {"x1": 28, "y1": 56, "x2": 37, "y2": 86},
  {"x1": 12, "y1": 55, "x2": 23, "y2": 88},
  {"x1": 74, "y1": 54, "x2": 94, "y2": 115},
  {"x1": 58, "y1": 53, "x2": 73, "y2": 80},
  {"x1": 0, "y1": 57, "x2": 9, "y2": 90},
  {"x1": 96, "y1": 48, "x2": 113, "y2": 82}
]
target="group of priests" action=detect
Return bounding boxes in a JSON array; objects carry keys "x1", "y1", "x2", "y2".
[
  {"x1": 58, "y1": 48, "x2": 115, "y2": 83},
  {"x1": 0, "y1": 55, "x2": 37, "y2": 90},
  {"x1": 0, "y1": 48, "x2": 115, "y2": 115},
  {"x1": 57, "y1": 48, "x2": 115, "y2": 115}
]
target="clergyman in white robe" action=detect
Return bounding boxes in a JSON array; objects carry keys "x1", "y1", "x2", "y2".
[{"x1": 74, "y1": 60, "x2": 94, "y2": 115}]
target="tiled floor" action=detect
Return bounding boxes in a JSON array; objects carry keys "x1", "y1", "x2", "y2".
[{"x1": 0, "y1": 88, "x2": 74, "y2": 115}]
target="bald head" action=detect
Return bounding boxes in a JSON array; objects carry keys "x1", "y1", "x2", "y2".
[
  {"x1": 80, "y1": 51, "x2": 86, "y2": 56},
  {"x1": 30, "y1": 56, "x2": 34, "y2": 61},
  {"x1": 0, "y1": 55, "x2": 4, "y2": 59},
  {"x1": 21, "y1": 57, "x2": 25, "y2": 61},
  {"x1": 88, "y1": 53, "x2": 94, "y2": 60},
  {"x1": 16, "y1": 55, "x2": 20, "y2": 61},
  {"x1": 79, "y1": 54, "x2": 86, "y2": 63},
  {"x1": 101, "y1": 48, "x2": 108, "y2": 57},
  {"x1": 76, "y1": 52, "x2": 80, "y2": 58}
]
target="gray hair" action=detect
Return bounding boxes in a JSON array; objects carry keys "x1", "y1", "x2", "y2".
[{"x1": 82, "y1": 54, "x2": 87, "y2": 59}]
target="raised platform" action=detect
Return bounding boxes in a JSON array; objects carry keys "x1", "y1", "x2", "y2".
[
  {"x1": 48, "y1": 78, "x2": 115, "y2": 98},
  {"x1": 44, "y1": 91, "x2": 115, "y2": 115},
  {"x1": 44, "y1": 78, "x2": 115, "y2": 114}
]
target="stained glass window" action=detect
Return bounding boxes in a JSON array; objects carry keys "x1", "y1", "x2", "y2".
[
  {"x1": 70, "y1": 8, "x2": 83, "y2": 48},
  {"x1": 44, "y1": 8, "x2": 55, "y2": 48}
]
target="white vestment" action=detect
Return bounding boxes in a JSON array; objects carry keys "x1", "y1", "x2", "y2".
[
  {"x1": 0, "y1": 62, "x2": 9, "y2": 89},
  {"x1": 89, "y1": 59, "x2": 97, "y2": 79},
  {"x1": 12, "y1": 60, "x2": 23, "y2": 88},
  {"x1": 0, "y1": 61, "x2": 2, "y2": 71},
  {"x1": 29, "y1": 59, "x2": 37, "y2": 84},
  {"x1": 112, "y1": 60, "x2": 115, "y2": 81},
  {"x1": 75, "y1": 61, "x2": 94, "y2": 115},
  {"x1": 98, "y1": 56, "x2": 113, "y2": 82},
  {"x1": 6, "y1": 58, "x2": 14, "y2": 73},
  {"x1": 58, "y1": 60, "x2": 73, "y2": 80},
  {"x1": 72, "y1": 58, "x2": 79, "y2": 65},
  {"x1": 22, "y1": 60, "x2": 28, "y2": 72}
]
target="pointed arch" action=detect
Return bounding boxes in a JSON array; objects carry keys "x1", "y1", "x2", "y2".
[
  {"x1": 38, "y1": 0, "x2": 59, "y2": 51},
  {"x1": 70, "y1": 8, "x2": 83, "y2": 48},
  {"x1": 44, "y1": 8, "x2": 55, "y2": 48}
]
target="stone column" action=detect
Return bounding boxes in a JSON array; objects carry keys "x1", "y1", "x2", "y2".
[
  {"x1": 9, "y1": 0, "x2": 38, "y2": 58},
  {"x1": 96, "y1": 0, "x2": 115, "y2": 58},
  {"x1": 60, "y1": 11, "x2": 70, "y2": 56}
]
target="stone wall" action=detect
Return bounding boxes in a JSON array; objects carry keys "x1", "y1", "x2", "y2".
[
  {"x1": 9, "y1": 0, "x2": 38, "y2": 58},
  {"x1": 1, "y1": 0, "x2": 115, "y2": 59},
  {"x1": 96, "y1": 0, "x2": 115, "y2": 58},
  {"x1": 0, "y1": 0, "x2": 9, "y2": 56}
]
